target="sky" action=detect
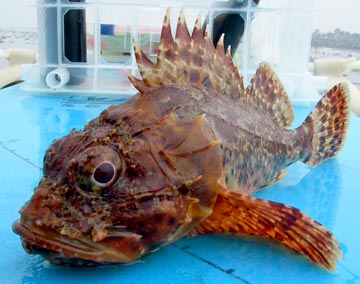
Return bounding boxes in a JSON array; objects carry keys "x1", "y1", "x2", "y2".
[
  {"x1": 0, "y1": 0, "x2": 359, "y2": 34},
  {"x1": 313, "y1": 0, "x2": 360, "y2": 33}
]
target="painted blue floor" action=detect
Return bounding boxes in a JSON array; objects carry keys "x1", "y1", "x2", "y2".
[{"x1": 1, "y1": 84, "x2": 359, "y2": 284}]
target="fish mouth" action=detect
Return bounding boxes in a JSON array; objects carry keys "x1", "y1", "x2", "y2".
[{"x1": 12, "y1": 220, "x2": 145, "y2": 266}]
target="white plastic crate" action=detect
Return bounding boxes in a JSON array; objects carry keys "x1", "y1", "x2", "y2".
[{"x1": 23, "y1": 0, "x2": 315, "y2": 101}]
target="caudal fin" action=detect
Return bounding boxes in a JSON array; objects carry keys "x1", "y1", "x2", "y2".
[
  {"x1": 301, "y1": 83, "x2": 350, "y2": 165},
  {"x1": 194, "y1": 189, "x2": 342, "y2": 270}
]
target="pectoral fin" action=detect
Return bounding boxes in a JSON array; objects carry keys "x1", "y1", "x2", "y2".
[{"x1": 193, "y1": 188, "x2": 342, "y2": 270}]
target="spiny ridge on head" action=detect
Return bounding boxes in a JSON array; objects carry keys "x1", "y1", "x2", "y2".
[{"x1": 128, "y1": 8, "x2": 245, "y2": 99}]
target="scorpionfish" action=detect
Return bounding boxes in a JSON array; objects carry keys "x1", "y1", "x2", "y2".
[{"x1": 13, "y1": 8, "x2": 349, "y2": 270}]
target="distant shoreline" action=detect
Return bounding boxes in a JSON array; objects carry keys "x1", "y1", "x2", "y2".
[
  {"x1": 311, "y1": 29, "x2": 360, "y2": 51},
  {"x1": 310, "y1": 47, "x2": 360, "y2": 62},
  {"x1": 0, "y1": 28, "x2": 37, "y2": 50},
  {"x1": 0, "y1": 26, "x2": 37, "y2": 32}
]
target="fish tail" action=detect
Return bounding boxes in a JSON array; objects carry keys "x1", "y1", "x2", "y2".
[
  {"x1": 300, "y1": 83, "x2": 350, "y2": 165},
  {"x1": 194, "y1": 188, "x2": 342, "y2": 270}
]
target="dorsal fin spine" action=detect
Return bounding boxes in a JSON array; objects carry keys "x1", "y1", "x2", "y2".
[
  {"x1": 175, "y1": 8, "x2": 191, "y2": 41},
  {"x1": 129, "y1": 9, "x2": 245, "y2": 99},
  {"x1": 129, "y1": 8, "x2": 292, "y2": 125},
  {"x1": 192, "y1": 14, "x2": 203, "y2": 41}
]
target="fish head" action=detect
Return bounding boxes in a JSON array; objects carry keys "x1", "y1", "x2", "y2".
[{"x1": 13, "y1": 110, "x2": 223, "y2": 265}]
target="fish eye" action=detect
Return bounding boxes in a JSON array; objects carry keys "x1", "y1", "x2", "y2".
[
  {"x1": 74, "y1": 146, "x2": 123, "y2": 193},
  {"x1": 92, "y1": 161, "x2": 116, "y2": 186}
]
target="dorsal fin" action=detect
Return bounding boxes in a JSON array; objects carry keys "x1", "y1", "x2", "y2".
[
  {"x1": 245, "y1": 63, "x2": 294, "y2": 127},
  {"x1": 128, "y1": 8, "x2": 245, "y2": 99},
  {"x1": 129, "y1": 8, "x2": 294, "y2": 128}
]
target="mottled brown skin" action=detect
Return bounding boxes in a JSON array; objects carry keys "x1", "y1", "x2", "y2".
[
  {"x1": 13, "y1": 101, "x2": 223, "y2": 264},
  {"x1": 13, "y1": 9, "x2": 349, "y2": 269},
  {"x1": 106, "y1": 85, "x2": 307, "y2": 195}
]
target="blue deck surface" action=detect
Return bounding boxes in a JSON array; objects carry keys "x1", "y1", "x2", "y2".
[{"x1": 1, "y1": 84, "x2": 359, "y2": 284}]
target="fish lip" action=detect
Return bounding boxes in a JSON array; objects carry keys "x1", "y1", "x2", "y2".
[{"x1": 12, "y1": 219, "x2": 140, "y2": 265}]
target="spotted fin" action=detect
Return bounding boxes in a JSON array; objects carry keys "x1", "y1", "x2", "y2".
[
  {"x1": 193, "y1": 188, "x2": 342, "y2": 270},
  {"x1": 129, "y1": 9, "x2": 294, "y2": 128},
  {"x1": 245, "y1": 63, "x2": 294, "y2": 127},
  {"x1": 128, "y1": 8, "x2": 245, "y2": 99},
  {"x1": 300, "y1": 83, "x2": 349, "y2": 165}
]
